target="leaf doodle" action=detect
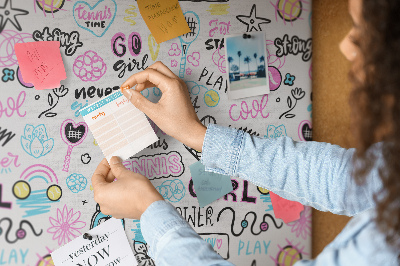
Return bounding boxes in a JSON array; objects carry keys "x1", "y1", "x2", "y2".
[
  {"x1": 287, "y1": 96, "x2": 292, "y2": 108},
  {"x1": 48, "y1": 93, "x2": 53, "y2": 106}
]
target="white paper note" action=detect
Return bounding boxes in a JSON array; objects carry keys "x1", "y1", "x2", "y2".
[
  {"x1": 51, "y1": 218, "x2": 137, "y2": 266},
  {"x1": 80, "y1": 91, "x2": 158, "y2": 162}
]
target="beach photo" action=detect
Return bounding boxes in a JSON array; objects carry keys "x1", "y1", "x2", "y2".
[{"x1": 225, "y1": 32, "x2": 270, "y2": 99}]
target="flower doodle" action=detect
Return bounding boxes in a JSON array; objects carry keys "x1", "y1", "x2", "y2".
[
  {"x1": 187, "y1": 52, "x2": 200, "y2": 67},
  {"x1": 168, "y1": 43, "x2": 181, "y2": 56},
  {"x1": 38, "y1": 85, "x2": 69, "y2": 118},
  {"x1": 2, "y1": 68, "x2": 15, "y2": 82},
  {"x1": 20, "y1": 124, "x2": 54, "y2": 158},
  {"x1": 47, "y1": 205, "x2": 86, "y2": 246},
  {"x1": 171, "y1": 59, "x2": 178, "y2": 68},
  {"x1": 292, "y1": 87, "x2": 305, "y2": 100},
  {"x1": 279, "y1": 87, "x2": 306, "y2": 119},
  {"x1": 284, "y1": 73, "x2": 295, "y2": 86}
]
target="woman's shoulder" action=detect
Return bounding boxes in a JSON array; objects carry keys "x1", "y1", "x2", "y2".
[{"x1": 323, "y1": 209, "x2": 399, "y2": 265}]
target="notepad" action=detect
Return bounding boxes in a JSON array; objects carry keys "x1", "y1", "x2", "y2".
[
  {"x1": 80, "y1": 91, "x2": 158, "y2": 162},
  {"x1": 51, "y1": 218, "x2": 137, "y2": 266}
]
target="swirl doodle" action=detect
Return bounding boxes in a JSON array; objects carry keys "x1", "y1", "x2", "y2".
[
  {"x1": 0, "y1": 30, "x2": 32, "y2": 67},
  {"x1": 217, "y1": 207, "x2": 283, "y2": 237},
  {"x1": 0, "y1": 217, "x2": 42, "y2": 244}
]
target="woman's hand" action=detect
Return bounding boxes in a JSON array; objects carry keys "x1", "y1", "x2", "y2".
[
  {"x1": 120, "y1": 61, "x2": 206, "y2": 152},
  {"x1": 91, "y1": 157, "x2": 164, "y2": 220}
]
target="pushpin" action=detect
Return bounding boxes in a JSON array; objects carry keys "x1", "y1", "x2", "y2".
[
  {"x1": 83, "y1": 233, "x2": 93, "y2": 240},
  {"x1": 242, "y1": 33, "x2": 251, "y2": 39}
]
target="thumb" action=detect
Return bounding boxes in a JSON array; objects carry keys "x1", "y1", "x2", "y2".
[
  {"x1": 122, "y1": 88, "x2": 156, "y2": 116},
  {"x1": 109, "y1": 156, "x2": 130, "y2": 178}
]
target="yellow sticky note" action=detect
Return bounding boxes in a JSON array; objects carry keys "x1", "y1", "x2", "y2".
[{"x1": 137, "y1": 0, "x2": 191, "y2": 43}]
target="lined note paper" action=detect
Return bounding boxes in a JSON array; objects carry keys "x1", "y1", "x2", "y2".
[{"x1": 80, "y1": 91, "x2": 158, "y2": 162}]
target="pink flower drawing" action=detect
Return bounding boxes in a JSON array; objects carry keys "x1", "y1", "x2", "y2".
[
  {"x1": 186, "y1": 68, "x2": 192, "y2": 75},
  {"x1": 47, "y1": 204, "x2": 86, "y2": 246},
  {"x1": 187, "y1": 52, "x2": 200, "y2": 67},
  {"x1": 171, "y1": 59, "x2": 178, "y2": 68},
  {"x1": 287, "y1": 206, "x2": 311, "y2": 240},
  {"x1": 168, "y1": 43, "x2": 181, "y2": 56}
]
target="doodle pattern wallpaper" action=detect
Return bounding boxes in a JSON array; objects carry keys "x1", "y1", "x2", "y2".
[{"x1": 0, "y1": 0, "x2": 312, "y2": 265}]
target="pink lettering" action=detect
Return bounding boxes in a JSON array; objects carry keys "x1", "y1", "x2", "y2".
[
  {"x1": 75, "y1": 4, "x2": 112, "y2": 20},
  {"x1": 0, "y1": 152, "x2": 20, "y2": 168},
  {"x1": 0, "y1": 91, "x2": 26, "y2": 118},
  {"x1": 229, "y1": 95, "x2": 269, "y2": 121}
]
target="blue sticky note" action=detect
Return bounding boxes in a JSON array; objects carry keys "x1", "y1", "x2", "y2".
[{"x1": 189, "y1": 161, "x2": 233, "y2": 207}]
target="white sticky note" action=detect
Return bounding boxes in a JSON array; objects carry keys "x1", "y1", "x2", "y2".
[
  {"x1": 51, "y1": 218, "x2": 137, "y2": 265},
  {"x1": 80, "y1": 91, "x2": 158, "y2": 162}
]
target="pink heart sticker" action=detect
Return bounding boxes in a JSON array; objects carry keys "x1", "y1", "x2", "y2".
[{"x1": 216, "y1": 239, "x2": 222, "y2": 249}]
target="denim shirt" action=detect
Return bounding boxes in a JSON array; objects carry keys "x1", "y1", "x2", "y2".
[{"x1": 140, "y1": 124, "x2": 399, "y2": 265}]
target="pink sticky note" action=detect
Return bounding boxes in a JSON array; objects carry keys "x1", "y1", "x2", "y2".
[
  {"x1": 270, "y1": 192, "x2": 304, "y2": 224},
  {"x1": 14, "y1": 41, "x2": 66, "y2": 90}
]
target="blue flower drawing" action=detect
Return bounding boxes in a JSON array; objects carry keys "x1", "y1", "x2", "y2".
[
  {"x1": 21, "y1": 124, "x2": 54, "y2": 158},
  {"x1": 284, "y1": 73, "x2": 295, "y2": 86},
  {"x1": 265, "y1": 125, "x2": 287, "y2": 139},
  {"x1": 2, "y1": 68, "x2": 15, "y2": 82}
]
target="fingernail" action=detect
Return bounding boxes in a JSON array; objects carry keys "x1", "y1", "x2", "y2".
[
  {"x1": 121, "y1": 85, "x2": 130, "y2": 91},
  {"x1": 110, "y1": 156, "x2": 122, "y2": 165},
  {"x1": 123, "y1": 89, "x2": 133, "y2": 100}
]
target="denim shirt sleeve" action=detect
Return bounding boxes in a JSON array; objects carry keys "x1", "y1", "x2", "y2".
[
  {"x1": 201, "y1": 124, "x2": 383, "y2": 216},
  {"x1": 141, "y1": 200, "x2": 234, "y2": 266}
]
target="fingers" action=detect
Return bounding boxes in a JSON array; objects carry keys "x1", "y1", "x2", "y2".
[
  {"x1": 109, "y1": 156, "x2": 130, "y2": 178},
  {"x1": 92, "y1": 158, "x2": 110, "y2": 189},
  {"x1": 135, "y1": 81, "x2": 157, "y2": 92},
  {"x1": 129, "y1": 62, "x2": 182, "y2": 92},
  {"x1": 121, "y1": 89, "x2": 158, "y2": 117},
  {"x1": 120, "y1": 68, "x2": 173, "y2": 93},
  {"x1": 105, "y1": 169, "x2": 116, "y2": 183},
  {"x1": 148, "y1": 61, "x2": 178, "y2": 79}
]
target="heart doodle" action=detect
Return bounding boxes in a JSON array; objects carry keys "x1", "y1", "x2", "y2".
[
  {"x1": 65, "y1": 123, "x2": 87, "y2": 144},
  {"x1": 298, "y1": 120, "x2": 312, "y2": 141},
  {"x1": 216, "y1": 239, "x2": 222, "y2": 249},
  {"x1": 60, "y1": 119, "x2": 88, "y2": 172},
  {"x1": 148, "y1": 34, "x2": 160, "y2": 61},
  {"x1": 73, "y1": 0, "x2": 117, "y2": 38}
]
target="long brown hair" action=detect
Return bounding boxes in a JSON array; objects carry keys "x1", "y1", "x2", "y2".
[{"x1": 350, "y1": 0, "x2": 400, "y2": 251}]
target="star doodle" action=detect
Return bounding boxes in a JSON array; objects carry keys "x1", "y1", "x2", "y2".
[
  {"x1": 82, "y1": 200, "x2": 88, "y2": 205},
  {"x1": 0, "y1": 0, "x2": 29, "y2": 33},
  {"x1": 236, "y1": 4, "x2": 271, "y2": 32}
]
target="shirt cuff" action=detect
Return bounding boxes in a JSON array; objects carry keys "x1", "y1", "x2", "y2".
[
  {"x1": 140, "y1": 200, "x2": 190, "y2": 258},
  {"x1": 201, "y1": 124, "x2": 245, "y2": 176}
]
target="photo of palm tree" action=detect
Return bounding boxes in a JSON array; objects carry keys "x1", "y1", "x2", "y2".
[{"x1": 225, "y1": 32, "x2": 269, "y2": 99}]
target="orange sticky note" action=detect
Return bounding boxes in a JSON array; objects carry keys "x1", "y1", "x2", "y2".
[
  {"x1": 14, "y1": 41, "x2": 66, "y2": 90},
  {"x1": 137, "y1": 0, "x2": 191, "y2": 43},
  {"x1": 270, "y1": 192, "x2": 304, "y2": 224}
]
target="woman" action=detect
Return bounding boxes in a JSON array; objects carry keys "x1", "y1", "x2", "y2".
[{"x1": 91, "y1": 0, "x2": 400, "y2": 264}]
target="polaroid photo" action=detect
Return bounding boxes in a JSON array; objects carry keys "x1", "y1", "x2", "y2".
[{"x1": 224, "y1": 32, "x2": 270, "y2": 100}]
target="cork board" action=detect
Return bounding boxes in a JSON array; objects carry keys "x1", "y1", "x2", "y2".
[{"x1": 312, "y1": 0, "x2": 353, "y2": 258}]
